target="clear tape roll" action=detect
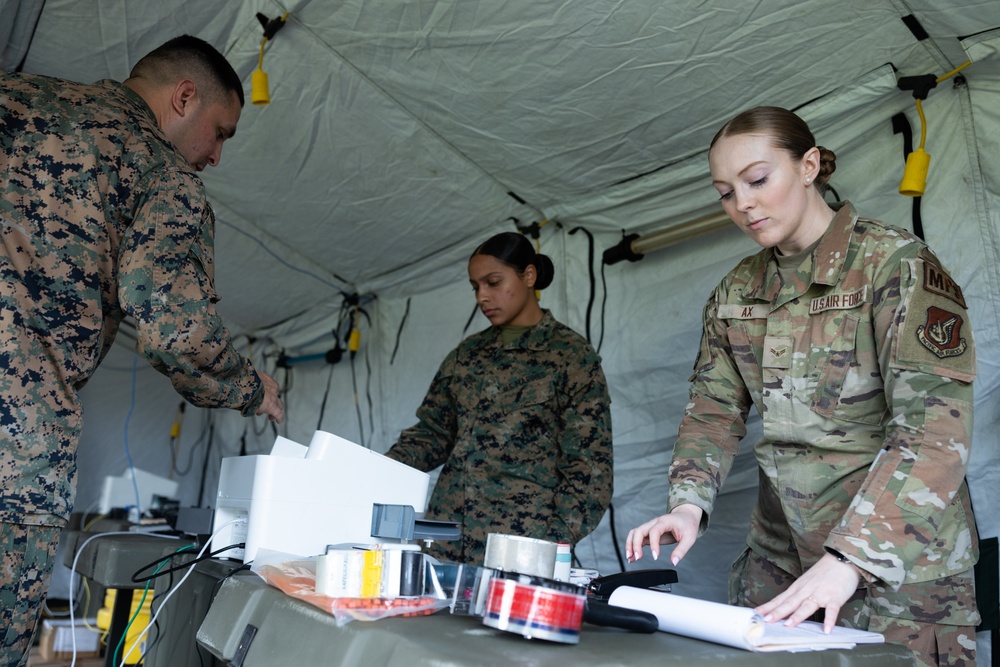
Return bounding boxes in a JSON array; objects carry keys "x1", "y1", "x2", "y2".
[{"x1": 483, "y1": 533, "x2": 557, "y2": 579}]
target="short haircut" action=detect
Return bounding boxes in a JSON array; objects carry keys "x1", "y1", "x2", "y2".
[{"x1": 130, "y1": 34, "x2": 244, "y2": 107}]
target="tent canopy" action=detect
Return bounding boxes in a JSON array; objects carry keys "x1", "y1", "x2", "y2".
[{"x1": 5, "y1": 0, "x2": 995, "y2": 331}]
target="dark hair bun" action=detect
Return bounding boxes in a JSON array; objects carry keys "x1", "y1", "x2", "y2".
[
  {"x1": 533, "y1": 254, "x2": 554, "y2": 290},
  {"x1": 816, "y1": 146, "x2": 837, "y2": 186}
]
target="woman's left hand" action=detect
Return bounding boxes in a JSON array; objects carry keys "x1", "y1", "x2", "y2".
[{"x1": 754, "y1": 553, "x2": 862, "y2": 633}]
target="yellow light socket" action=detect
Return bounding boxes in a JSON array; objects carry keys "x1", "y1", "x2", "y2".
[
  {"x1": 899, "y1": 148, "x2": 930, "y2": 197},
  {"x1": 251, "y1": 69, "x2": 270, "y2": 106}
]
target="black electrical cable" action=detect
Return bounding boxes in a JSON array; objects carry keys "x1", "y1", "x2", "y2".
[
  {"x1": 891, "y1": 112, "x2": 925, "y2": 240},
  {"x1": 173, "y1": 409, "x2": 213, "y2": 477},
  {"x1": 607, "y1": 503, "x2": 627, "y2": 572},
  {"x1": 355, "y1": 306, "x2": 376, "y2": 443},
  {"x1": 568, "y1": 227, "x2": 596, "y2": 342},
  {"x1": 131, "y1": 543, "x2": 246, "y2": 584},
  {"x1": 365, "y1": 342, "x2": 375, "y2": 440},
  {"x1": 140, "y1": 542, "x2": 198, "y2": 664},
  {"x1": 597, "y1": 261, "x2": 609, "y2": 354},
  {"x1": 143, "y1": 552, "x2": 177, "y2": 662},
  {"x1": 350, "y1": 352, "x2": 365, "y2": 447},
  {"x1": 144, "y1": 606, "x2": 163, "y2": 660},
  {"x1": 314, "y1": 301, "x2": 355, "y2": 431},
  {"x1": 316, "y1": 364, "x2": 336, "y2": 431},
  {"x1": 282, "y1": 361, "x2": 293, "y2": 394},
  {"x1": 389, "y1": 297, "x2": 411, "y2": 365},
  {"x1": 10, "y1": 9, "x2": 43, "y2": 71}
]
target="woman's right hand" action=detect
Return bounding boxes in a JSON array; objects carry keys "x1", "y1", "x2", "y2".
[{"x1": 625, "y1": 504, "x2": 703, "y2": 565}]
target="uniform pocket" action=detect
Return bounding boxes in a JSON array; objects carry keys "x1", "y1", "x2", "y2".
[
  {"x1": 808, "y1": 313, "x2": 857, "y2": 417},
  {"x1": 895, "y1": 396, "x2": 973, "y2": 521},
  {"x1": 808, "y1": 312, "x2": 887, "y2": 425},
  {"x1": 726, "y1": 324, "x2": 763, "y2": 414},
  {"x1": 498, "y1": 374, "x2": 553, "y2": 415},
  {"x1": 493, "y1": 376, "x2": 558, "y2": 473}
]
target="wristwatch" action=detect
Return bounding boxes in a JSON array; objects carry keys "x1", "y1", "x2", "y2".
[
  {"x1": 826, "y1": 548, "x2": 850, "y2": 563},
  {"x1": 825, "y1": 547, "x2": 876, "y2": 583}
]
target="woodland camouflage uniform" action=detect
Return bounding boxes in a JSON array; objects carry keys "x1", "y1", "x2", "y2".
[
  {"x1": 669, "y1": 201, "x2": 979, "y2": 666},
  {"x1": 386, "y1": 310, "x2": 613, "y2": 564},
  {"x1": 1, "y1": 71, "x2": 263, "y2": 664}
]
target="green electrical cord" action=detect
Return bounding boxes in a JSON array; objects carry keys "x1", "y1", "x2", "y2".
[{"x1": 112, "y1": 544, "x2": 195, "y2": 666}]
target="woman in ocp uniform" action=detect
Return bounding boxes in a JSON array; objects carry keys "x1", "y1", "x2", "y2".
[{"x1": 626, "y1": 106, "x2": 979, "y2": 667}]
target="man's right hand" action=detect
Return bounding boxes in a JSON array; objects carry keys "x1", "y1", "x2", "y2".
[{"x1": 255, "y1": 370, "x2": 284, "y2": 424}]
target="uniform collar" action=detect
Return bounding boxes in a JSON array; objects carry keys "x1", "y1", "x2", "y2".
[
  {"x1": 810, "y1": 201, "x2": 858, "y2": 286},
  {"x1": 742, "y1": 201, "x2": 858, "y2": 301},
  {"x1": 489, "y1": 309, "x2": 556, "y2": 351},
  {"x1": 96, "y1": 79, "x2": 161, "y2": 128}
]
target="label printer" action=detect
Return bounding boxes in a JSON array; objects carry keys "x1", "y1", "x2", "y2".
[{"x1": 212, "y1": 431, "x2": 455, "y2": 562}]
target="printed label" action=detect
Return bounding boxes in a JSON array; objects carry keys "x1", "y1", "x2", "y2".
[{"x1": 717, "y1": 304, "x2": 771, "y2": 320}]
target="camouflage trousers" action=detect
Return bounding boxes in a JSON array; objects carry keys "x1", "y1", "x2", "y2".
[
  {"x1": 0, "y1": 523, "x2": 61, "y2": 667},
  {"x1": 730, "y1": 547, "x2": 979, "y2": 667}
]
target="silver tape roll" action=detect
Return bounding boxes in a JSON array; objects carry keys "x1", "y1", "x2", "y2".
[{"x1": 483, "y1": 533, "x2": 557, "y2": 579}]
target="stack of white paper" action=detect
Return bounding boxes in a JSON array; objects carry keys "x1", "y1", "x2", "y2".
[{"x1": 608, "y1": 586, "x2": 884, "y2": 652}]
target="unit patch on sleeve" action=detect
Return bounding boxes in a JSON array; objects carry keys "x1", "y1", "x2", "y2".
[
  {"x1": 916, "y1": 306, "x2": 968, "y2": 359},
  {"x1": 892, "y1": 256, "x2": 975, "y2": 383}
]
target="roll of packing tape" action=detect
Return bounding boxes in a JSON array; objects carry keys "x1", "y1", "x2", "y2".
[
  {"x1": 482, "y1": 571, "x2": 587, "y2": 644},
  {"x1": 398, "y1": 549, "x2": 424, "y2": 597},
  {"x1": 483, "y1": 533, "x2": 557, "y2": 579}
]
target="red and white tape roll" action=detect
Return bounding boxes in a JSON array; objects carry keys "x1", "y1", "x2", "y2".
[{"x1": 482, "y1": 571, "x2": 586, "y2": 644}]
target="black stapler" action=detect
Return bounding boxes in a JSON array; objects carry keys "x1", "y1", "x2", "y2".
[{"x1": 583, "y1": 569, "x2": 678, "y2": 633}]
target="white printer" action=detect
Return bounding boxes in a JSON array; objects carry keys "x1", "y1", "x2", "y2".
[{"x1": 211, "y1": 431, "x2": 430, "y2": 562}]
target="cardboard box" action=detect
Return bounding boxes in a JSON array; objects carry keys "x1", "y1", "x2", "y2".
[
  {"x1": 26, "y1": 646, "x2": 103, "y2": 667},
  {"x1": 36, "y1": 619, "x2": 100, "y2": 660}
]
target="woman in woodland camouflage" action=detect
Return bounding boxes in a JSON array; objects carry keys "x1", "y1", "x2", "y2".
[{"x1": 386, "y1": 232, "x2": 613, "y2": 565}]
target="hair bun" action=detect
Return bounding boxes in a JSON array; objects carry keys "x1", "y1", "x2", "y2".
[
  {"x1": 816, "y1": 145, "x2": 837, "y2": 184},
  {"x1": 533, "y1": 254, "x2": 554, "y2": 290}
]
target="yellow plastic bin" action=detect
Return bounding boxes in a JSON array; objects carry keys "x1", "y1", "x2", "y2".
[{"x1": 95, "y1": 588, "x2": 152, "y2": 664}]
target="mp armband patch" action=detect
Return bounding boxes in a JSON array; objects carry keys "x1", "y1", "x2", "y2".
[{"x1": 922, "y1": 260, "x2": 967, "y2": 308}]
